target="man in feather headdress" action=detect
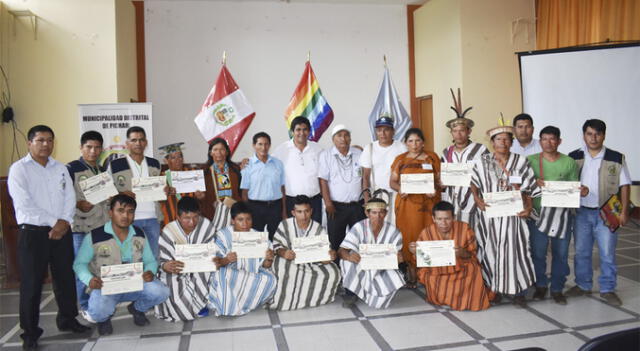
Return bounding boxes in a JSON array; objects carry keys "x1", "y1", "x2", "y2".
[{"x1": 440, "y1": 88, "x2": 488, "y2": 226}]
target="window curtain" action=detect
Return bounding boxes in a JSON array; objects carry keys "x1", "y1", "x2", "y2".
[{"x1": 536, "y1": 0, "x2": 640, "y2": 50}]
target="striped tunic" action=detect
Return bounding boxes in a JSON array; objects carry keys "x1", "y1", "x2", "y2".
[
  {"x1": 340, "y1": 219, "x2": 405, "y2": 309},
  {"x1": 207, "y1": 226, "x2": 276, "y2": 316},
  {"x1": 269, "y1": 218, "x2": 341, "y2": 311},
  {"x1": 416, "y1": 222, "x2": 493, "y2": 311},
  {"x1": 471, "y1": 152, "x2": 541, "y2": 295},
  {"x1": 155, "y1": 218, "x2": 215, "y2": 322},
  {"x1": 441, "y1": 142, "x2": 489, "y2": 226}
]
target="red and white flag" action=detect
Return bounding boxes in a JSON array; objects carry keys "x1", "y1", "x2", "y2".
[{"x1": 194, "y1": 64, "x2": 255, "y2": 155}]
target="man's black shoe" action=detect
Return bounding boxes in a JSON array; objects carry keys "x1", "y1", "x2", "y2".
[
  {"x1": 97, "y1": 319, "x2": 113, "y2": 336},
  {"x1": 58, "y1": 319, "x2": 91, "y2": 333},
  {"x1": 532, "y1": 286, "x2": 548, "y2": 301},
  {"x1": 127, "y1": 303, "x2": 150, "y2": 326},
  {"x1": 22, "y1": 339, "x2": 37, "y2": 351}
]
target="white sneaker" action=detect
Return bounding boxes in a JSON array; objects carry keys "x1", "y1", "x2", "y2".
[{"x1": 79, "y1": 309, "x2": 96, "y2": 324}]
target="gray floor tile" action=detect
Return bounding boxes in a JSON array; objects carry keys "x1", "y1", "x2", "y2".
[
  {"x1": 371, "y1": 313, "x2": 474, "y2": 349},
  {"x1": 494, "y1": 333, "x2": 585, "y2": 351},
  {"x1": 283, "y1": 320, "x2": 379, "y2": 351},
  {"x1": 189, "y1": 328, "x2": 277, "y2": 351},
  {"x1": 451, "y1": 305, "x2": 557, "y2": 339}
]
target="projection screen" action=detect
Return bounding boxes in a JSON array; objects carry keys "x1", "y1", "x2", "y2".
[{"x1": 519, "y1": 43, "x2": 639, "y2": 183}]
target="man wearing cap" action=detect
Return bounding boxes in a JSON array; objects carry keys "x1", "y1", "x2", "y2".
[
  {"x1": 359, "y1": 115, "x2": 406, "y2": 225},
  {"x1": 441, "y1": 91, "x2": 488, "y2": 226},
  {"x1": 319, "y1": 124, "x2": 366, "y2": 253},
  {"x1": 273, "y1": 116, "x2": 324, "y2": 223},
  {"x1": 159, "y1": 142, "x2": 208, "y2": 228},
  {"x1": 470, "y1": 119, "x2": 540, "y2": 307},
  {"x1": 510, "y1": 113, "x2": 542, "y2": 156}
]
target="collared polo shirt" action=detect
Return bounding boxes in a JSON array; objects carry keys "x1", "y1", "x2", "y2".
[
  {"x1": 273, "y1": 139, "x2": 324, "y2": 197},
  {"x1": 318, "y1": 146, "x2": 363, "y2": 202},
  {"x1": 579, "y1": 146, "x2": 631, "y2": 207},
  {"x1": 240, "y1": 154, "x2": 285, "y2": 201},
  {"x1": 359, "y1": 140, "x2": 406, "y2": 191},
  {"x1": 73, "y1": 221, "x2": 158, "y2": 285},
  {"x1": 8, "y1": 153, "x2": 75, "y2": 226},
  {"x1": 510, "y1": 138, "x2": 542, "y2": 156}
]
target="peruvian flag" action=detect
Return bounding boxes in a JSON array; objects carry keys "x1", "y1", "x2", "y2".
[{"x1": 194, "y1": 64, "x2": 255, "y2": 155}]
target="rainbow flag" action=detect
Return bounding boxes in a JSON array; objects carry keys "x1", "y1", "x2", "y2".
[{"x1": 284, "y1": 61, "x2": 334, "y2": 141}]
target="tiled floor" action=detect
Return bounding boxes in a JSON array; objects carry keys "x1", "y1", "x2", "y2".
[{"x1": 0, "y1": 225, "x2": 639, "y2": 351}]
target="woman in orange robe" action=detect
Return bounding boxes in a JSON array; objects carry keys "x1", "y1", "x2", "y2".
[
  {"x1": 410, "y1": 201, "x2": 493, "y2": 311},
  {"x1": 390, "y1": 128, "x2": 441, "y2": 288}
]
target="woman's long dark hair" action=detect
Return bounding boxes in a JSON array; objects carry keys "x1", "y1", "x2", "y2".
[{"x1": 207, "y1": 137, "x2": 240, "y2": 174}]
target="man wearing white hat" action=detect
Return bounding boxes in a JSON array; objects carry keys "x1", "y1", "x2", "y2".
[{"x1": 319, "y1": 125, "x2": 366, "y2": 253}]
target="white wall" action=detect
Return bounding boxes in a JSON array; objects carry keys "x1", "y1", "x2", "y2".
[{"x1": 145, "y1": 0, "x2": 409, "y2": 163}]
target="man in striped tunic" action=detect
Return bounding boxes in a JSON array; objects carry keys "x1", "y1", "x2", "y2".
[
  {"x1": 269, "y1": 195, "x2": 341, "y2": 311},
  {"x1": 155, "y1": 197, "x2": 216, "y2": 322},
  {"x1": 207, "y1": 202, "x2": 277, "y2": 316},
  {"x1": 527, "y1": 126, "x2": 582, "y2": 305},
  {"x1": 441, "y1": 110, "x2": 488, "y2": 226},
  {"x1": 339, "y1": 199, "x2": 405, "y2": 309}
]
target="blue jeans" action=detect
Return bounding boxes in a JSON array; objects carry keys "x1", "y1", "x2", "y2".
[
  {"x1": 133, "y1": 218, "x2": 160, "y2": 259},
  {"x1": 529, "y1": 221, "x2": 571, "y2": 293},
  {"x1": 72, "y1": 232, "x2": 90, "y2": 310},
  {"x1": 574, "y1": 207, "x2": 617, "y2": 293},
  {"x1": 87, "y1": 280, "x2": 169, "y2": 323}
]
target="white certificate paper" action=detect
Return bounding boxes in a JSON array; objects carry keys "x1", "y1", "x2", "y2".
[
  {"x1": 79, "y1": 172, "x2": 118, "y2": 205},
  {"x1": 416, "y1": 240, "x2": 456, "y2": 267},
  {"x1": 232, "y1": 232, "x2": 269, "y2": 259},
  {"x1": 541, "y1": 181, "x2": 581, "y2": 208},
  {"x1": 440, "y1": 163, "x2": 474, "y2": 187},
  {"x1": 358, "y1": 244, "x2": 397, "y2": 270},
  {"x1": 484, "y1": 191, "x2": 523, "y2": 218},
  {"x1": 170, "y1": 170, "x2": 206, "y2": 194},
  {"x1": 132, "y1": 176, "x2": 167, "y2": 202},
  {"x1": 401, "y1": 173, "x2": 435, "y2": 194},
  {"x1": 175, "y1": 243, "x2": 217, "y2": 273},
  {"x1": 293, "y1": 236, "x2": 331, "y2": 264},
  {"x1": 100, "y1": 262, "x2": 143, "y2": 295}
]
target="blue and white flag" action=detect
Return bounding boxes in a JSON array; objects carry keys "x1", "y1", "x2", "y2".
[{"x1": 367, "y1": 66, "x2": 412, "y2": 141}]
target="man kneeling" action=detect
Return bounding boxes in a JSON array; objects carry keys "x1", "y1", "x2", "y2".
[
  {"x1": 339, "y1": 198, "x2": 405, "y2": 309},
  {"x1": 73, "y1": 195, "x2": 170, "y2": 335},
  {"x1": 409, "y1": 201, "x2": 493, "y2": 311}
]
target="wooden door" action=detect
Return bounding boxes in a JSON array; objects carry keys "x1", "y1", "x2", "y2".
[{"x1": 416, "y1": 95, "x2": 434, "y2": 152}]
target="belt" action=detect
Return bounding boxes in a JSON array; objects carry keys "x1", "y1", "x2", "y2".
[
  {"x1": 249, "y1": 199, "x2": 282, "y2": 205},
  {"x1": 333, "y1": 200, "x2": 363, "y2": 206},
  {"x1": 19, "y1": 224, "x2": 52, "y2": 231},
  {"x1": 287, "y1": 194, "x2": 322, "y2": 199},
  {"x1": 581, "y1": 206, "x2": 599, "y2": 210}
]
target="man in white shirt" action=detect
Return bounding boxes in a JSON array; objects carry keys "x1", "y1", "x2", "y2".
[
  {"x1": 8, "y1": 125, "x2": 90, "y2": 350},
  {"x1": 510, "y1": 113, "x2": 542, "y2": 156},
  {"x1": 359, "y1": 116, "x2": 406, "y2": 225},
  {"x1": 273, "y1": 116, "x2": 324, "y2": 223},
  {"x1": 319, "y1": 124, "x2": 366, "y2": 253},
  {"x1": 566, "y1": 119, "x2": 631, "y2": 306}
]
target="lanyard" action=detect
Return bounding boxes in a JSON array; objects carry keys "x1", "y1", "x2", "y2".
[{"x1": 539, "y1": 155, "x2": 545, "y2": 181}]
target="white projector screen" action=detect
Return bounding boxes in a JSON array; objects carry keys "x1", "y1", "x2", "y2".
[{"x1": 519, "y1": 44, "x2": 639, "y2": 183}]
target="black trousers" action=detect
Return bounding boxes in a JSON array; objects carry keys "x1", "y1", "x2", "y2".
[
  {"x1": 286, "y1": 194, "x2": 323, "y2": 224},
  {"x1": 248, "y1": 199, "x2": 283, "y2": 240},
  {"x1": 327, "y1": 201, "x2": 366, "y2": 251},
  {"x1": 18, "y1": 225, "x2": 78, "y2": 342}
]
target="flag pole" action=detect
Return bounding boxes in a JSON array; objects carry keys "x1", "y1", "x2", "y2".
[
  {"x1": 384, "y1": 54, "x2": 387, "y2": 67},
  {"x1": 307, "y1": 51, "x2": 310, "y2": 62},
  {"x1": 222, "y1": 51, "x2": 227, "y2": 65}
]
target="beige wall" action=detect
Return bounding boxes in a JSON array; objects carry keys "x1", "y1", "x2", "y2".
[
  {"x1": 0, "y1": 0, "x2": 136, "y2": 176},
  {"x1": 115, "y1": 0, "x2": 137, "y2": 103},
  {"x1": 414, "y1": 0, "x2": 535, "y2": 152}
]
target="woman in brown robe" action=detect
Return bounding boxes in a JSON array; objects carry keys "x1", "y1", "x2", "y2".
[
  {"x1": 390, "y1": 128, "x2": 441, "y2": 288},
  {"x1": 410, "y1": 201, "x2": 493, "y2": 311}
]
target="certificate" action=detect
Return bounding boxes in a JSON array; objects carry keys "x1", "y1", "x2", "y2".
[
  {"x1": 170, "y1": 170, "x2": 206, "y2": 194},
  {"x1": 541, "y1": 181, "x2": 580, "y2": 208},
  {"x1": 416, "y1": 240, "x2": 456, "y2": 267},
  {"x1": 132, "y1": 176, "x2": 166, "y2": 202},
  {"x1": 100, "y1": 262, "x2": 143, "y2": 295},
  {"x1": 79, "y1": 172, "x2": 118, "y2": 205},
  {"x1": 232, "y1": 231, "x2": 269, "y2": 259},
  {"x1": 440, "y1": 163, "x2": 474, "y2": 187},
  {"x1": 358, "y1": 244, "x2": 397, "y2": 270},
  {"x1": 175, "y1": 243, "x2": 217, "y2": 273},
  {"x1": 293, "y1": 236, "x2": 331, "y2": 264},
  {"x1": 484, "y1": 191, "x2": 523, "y2": 218},
  {"x1": 401, "y1": 173, "x2": 435, "y2": 194}
]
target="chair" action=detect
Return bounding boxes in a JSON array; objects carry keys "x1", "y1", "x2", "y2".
[{"x1": 578, "y1": 327, "x2": 640, "y2": 351}]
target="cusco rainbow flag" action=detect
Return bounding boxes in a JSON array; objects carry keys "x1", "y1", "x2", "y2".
[{"x1": 284, "y1": 61, "x2": 334, "y2": 141}]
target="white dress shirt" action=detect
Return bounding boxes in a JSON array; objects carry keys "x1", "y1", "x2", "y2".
[
  {"x1": 359, "y1": 140, "x2": 406, "y2": 191},
  {"x1": 510, "y1": 138, "x2": 542, "y2": 156},
  {"x1": 8, "y1": 153, "x2": 75, "y2": 226},
  {"x1": 318, "y1": 146, "x2": 363, "y2": 203},
  {"x1": 125, "y1": 155, "x2": 156, "y2": 220},
  {"x1": 273, "y1": 139, "x2": 324, "y2": 197},
  {"x1": 580, "y1": 146, "x2": 631, "y2": 207}
]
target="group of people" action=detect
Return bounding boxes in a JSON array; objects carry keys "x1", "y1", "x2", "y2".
[{"x1": 7, "y1": 106, "x2": 631, "y2": 349}]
